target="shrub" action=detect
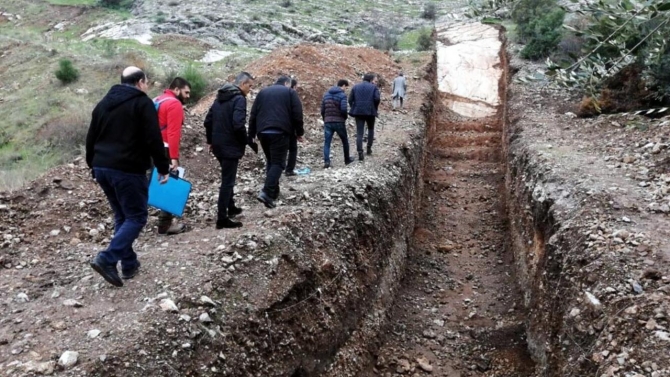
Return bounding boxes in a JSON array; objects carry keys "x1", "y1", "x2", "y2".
[
  {"x1": 179, "y1": 64, "x2": 208, "y2": 103},
  {"x1": 55, "y1": 59, "x2": 80, "y2": 85},
  {"x1": 367, "y1": 25, "x2": 399, "y2": 51},
  {"x1": 519, "y1": 7, "x2": 565, "y2": 60},
  {"x1": 422, "y1": 3, "x2": 436, "y2": 20},
  {"x1": 280, "y1": 0, "x2": 292, "y2": 8},
  {"x1": 417, "y1": 30, "x2": 432, "y2": 51},
  {"x1": 37, "y1": 109, "x2": 89, "y2": 153},
  {"x1": 98, "y1": 0, "x2": 132, "y2": 8}
]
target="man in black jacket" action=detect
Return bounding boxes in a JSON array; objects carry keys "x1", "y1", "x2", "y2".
[
  {"x1": 284, "y1": 78, "x2": 299, "y2": 176},
  {"x1": 248, "y1": 76, "x2": 304, "y2": 208},
  {"x1": 85, "y1": 66, "x2": 170, "y2": 287},
  {"x1": 349, "y1": 73, "x2": 381, "y2": 161},
  {"x1": 204, "y1": 72, "x2": 254, "y2": 229}
]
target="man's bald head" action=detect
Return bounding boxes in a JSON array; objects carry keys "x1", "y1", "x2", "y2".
[{"x1": 121, "y1": 66, "x2": 147, "y2": 86}]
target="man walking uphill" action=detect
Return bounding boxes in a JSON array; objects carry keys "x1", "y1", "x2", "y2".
[
  {"x1": 248, "y1": 75, "x2": 304, "y2": 209},
  {"x1": 154, "y1": 77, "x2": 191, "y2": 235},
  {"x1": 349, "y1": 73, "x2": 380, "y2": 161},
  {"x1": 86, "y1": 66, "x2": 170, "y2": 287},
  {"x1": 392, "y1": 71, "x2": 407, "y2": 110},
  {"x1": 321, "y1": 79, "x2": 354, "y2": 168},
  {"x1": 204, "y1": 72, "x2": 254, "y2": 229},
  {"x1": 285, "y1": 78, "x2": 299, "y2": 176}
]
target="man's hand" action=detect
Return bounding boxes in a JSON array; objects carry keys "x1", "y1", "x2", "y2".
[
  {"x1": 158, "y1": 173, "x2": 169, "y2": 184},
  {"x1": 297, "y1": 136, "x2": 305, "y2": 143},
  {"x1": 170, "y1": 159, "x2": 179, "y2": 172},
  {"x1": 207, "y1": 144, "x2": 213, "y2": 154}
]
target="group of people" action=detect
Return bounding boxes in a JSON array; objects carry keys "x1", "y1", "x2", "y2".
[{"x1": 84, "y1": 66, "x2": 408, "y2": 287}]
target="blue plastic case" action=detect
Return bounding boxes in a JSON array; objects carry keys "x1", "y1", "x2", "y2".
[{"x1": 147, "y1": 168, "x2": 192, "y2": 217}]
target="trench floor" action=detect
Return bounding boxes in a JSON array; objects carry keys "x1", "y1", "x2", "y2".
[{"x1": 362, "y1": 114, "x2": 535, "y2": 376}]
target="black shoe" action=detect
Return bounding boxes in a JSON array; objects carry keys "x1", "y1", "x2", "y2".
[
  {"x1": 121, "y1": 261, "x2": 141, "y2": 280},
  {"x1": 345, "y1": 158, "x2": 355, "y2": 165},
  {"x1": 366, "y1": 147, "x2": 372, "y2": 155},
  {"x1": 324, "y1": 162, "x2": 331, "y2": 169},
  {"x1": 257, "y1": 191, "x2": 276, "y2": 208},
  {"x1": 216, "y1": 218, "x2": 243, "y2": 229},
  {"x1": 228, "y1": 206, "x2": 243, "y2": 217},
  {"x1": 90, "y1": 255, "x2": 123, "y2": 287},
  {"x1": 285, "y1": 170, "x2": 297, "y2": 176},
  {"x1": 358, "y1": 152, "x2": 364, "y2": 161}
]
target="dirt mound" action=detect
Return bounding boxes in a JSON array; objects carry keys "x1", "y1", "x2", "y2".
[{"x1": 193, "y1": 43, "x2": 401, "y2": 118}]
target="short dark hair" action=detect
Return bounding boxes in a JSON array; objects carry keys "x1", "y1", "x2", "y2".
[
  {"x1": 363, "y1": 73, "x2": 376, "y2": 82},
  {"x1": 234, "y1": 71, "x2": 254, "y2": 85},
  {"x1": 290, "y1": 79, "x2": 297, "y2": 89},
  {"x1": 276, "y1": 75, "x2": 291, "y2": 86},
  {"x1": 169, "y1": 77, "x2": 191, "y2": 90},
  {"x1": 337, "y1": 79, "x2": 349, "y2": 87},
  {"x1": 121, "y1": 69, "x2": 146, "y2": 85}
]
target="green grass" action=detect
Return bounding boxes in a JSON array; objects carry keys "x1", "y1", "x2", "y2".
[
  {"x1": 46, "y1": 0, "x2": 97, "y2": 5},
  {"x1": 397, "y1": 27, "x2": 432, "y2": 51}
]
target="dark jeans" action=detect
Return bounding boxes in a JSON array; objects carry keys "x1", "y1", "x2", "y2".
[
  {"x1": 355, "y1": 116, "x2": 375, "y2": 153},
  {"x1": 259, "y1": 133, "x2": 289, "y2": 200},
  {"x1": 93, "y1": 167, "x2": 148, "y2": 270},
  {"x1": 286, "y1": 134, "x2": 298, "y2": 172},
  {"x1": 323, "y1": 122, "x2": 351, "y2": 163},
  {"x1": 215, "y1": 156, "x2": 239, "y2": 220},
  {"x1": 156, "y1": 147, "x2": 174, "y2": 229}
]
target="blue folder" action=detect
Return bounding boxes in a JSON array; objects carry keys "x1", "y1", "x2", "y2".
[{"x1": 148, "y1": 168, "x2": 192, "y2": 217}]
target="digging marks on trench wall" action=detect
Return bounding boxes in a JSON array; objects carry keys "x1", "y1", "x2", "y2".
[{"x1": 363, "y1": 23, "x2": 535, "y2": 376}]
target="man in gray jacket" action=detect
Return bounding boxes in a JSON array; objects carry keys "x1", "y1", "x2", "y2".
[{"x1": 392, "y1": 72, "x2": 407, "y2": 110}]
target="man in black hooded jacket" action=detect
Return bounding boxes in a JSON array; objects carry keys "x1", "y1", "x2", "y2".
[
  {"x1": 204, "y1": 72, "x2": 254, "y2": 228},
  {"x1": 86, "y1": 66, "x2": 170, "y2": 287}
]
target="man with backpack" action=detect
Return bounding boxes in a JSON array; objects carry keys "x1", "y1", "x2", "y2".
[
  {"x1": 349, "y1": 73, "x2": 381, "y2": 161},
  {"x1": 86, "y1": 66, "x2": 170, "y2": 287},
  {"x1": 154, "y1": 77, "x2": 191, "y2": 235},
  {"x1": 204, "y1": 72, "x2": 254, "y2": 229},
  {"x1": 321, "y1": 79, "x2": 354, "y2": 168}
]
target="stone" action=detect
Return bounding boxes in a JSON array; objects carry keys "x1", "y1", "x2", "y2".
[
  {"x1": 23, "y1": 360, "x2": 55, "y2": 375},
  {"x1": 655, "y1": 331, "x2": 670, "y2": 341},
  {"x1": 396, "y1": 359, "x2": 411, "y2": 373},
  {"x1": 58, "y1": 351, "x2": 78, "y2": 368},
  {"x1": 569, "y1": 308, "x2": 581, "y2": 317},
  {"x1": 49, "y1": 230, "x2": 60, "y2": 237},
  {"x1": 199, "y1": 312, "x2": 213, "y2": 323},
  {"x1": 585, "y1": 291, "x2": 602, "y2": 310},
  {"x1": 416, "y1": 356, "x2": 433, "y2": 372},
  {"x1": 89, "y1": 229, "x2": 99, "y2": 237},
  {"x1": 159, "y1": 299, "x2": 179, "y2": 312},
  {"x1": 51, "y1": 321, "x2": 67, "y2": 331},
  {"x1": 612, "y1": 230, "x2": 630, "y2": 240},
  {"x1": 16, "y1": 292, "x2": 29, "y2": 302},
  {"x1": 200, "y1": 295, "x2": 216, "y2": 306},
  {"x1": 87, "y1": 329, "x2": 101, "y2": 338},
  {"x1": 63, "y1": 299, "x2": 83, "y2": 307}
]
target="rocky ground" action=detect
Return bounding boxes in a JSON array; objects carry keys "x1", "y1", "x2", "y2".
[{"x1": 0, "y1": 44, "x2": 432, "y2": 376}]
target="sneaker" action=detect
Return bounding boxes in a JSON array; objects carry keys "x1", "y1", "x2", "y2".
[
  {"x1": 228, "y1": 206, "x2": 243, "y2": 217},
  {"x1": 216, "y1": 218, "x2": 243, "y2": 229},
  {"x1": 257, "y1": 191, "x2": 276, "y2": 209},
  {"x1": 324, "y1": 162, "x2": 331, "y2": 169},
  {"x1": 284, "y1": 170, "x2": 297, "y2": 176},
  {"x1": 121, "y1": 260, "x2": 141, "y2": 280},
  {"x1": 345, "y1": 158, "x2": 355, "y2": 165},
  {"x1": 158, "y1": 223, "x2": 186, "y2": 235},
  {"x1": 90, "y1": 255, "x2": 123, "y2": 287},
  {"x1": 366, "y1": 146, "x2": 372, "y2": 156},
  {"x1": 358, "y1": 152, "x2": 364, "y2": 161}
]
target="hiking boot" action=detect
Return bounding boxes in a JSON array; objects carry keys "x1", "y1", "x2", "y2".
[
  {"x1": 345, "y1": 157, "x2": 355, "y2": 165},
  {"x1": 358, "y1": 152, "x2": 364, "y2": 161},
  {"x1": 216, "y1": 218, "x2": 243, "y2": 229},
  {"x1": 284, "y1": 170, "x2": 297, "y2": 177},
  {"x1": 90, "y1": 255, "x2": 123, "y2": 287},
  {"x1": 257, "y1": 191, "x2": 276, "y2": 209},
  {"x1": 158, "y1": 223, "x2": 186, "y2": 235},
  {"x1": 121, "y1": 260, "x2": 141, "y2": 280},
  {"x1": 324, "y1": 162, "x2": 331, "y2": 169},
  {"x1": 228, "y1": 206, "x2": 243, "y2": 217},
  {"x1": 366, "y1": 146, "x2": 372, "y2": 155}
]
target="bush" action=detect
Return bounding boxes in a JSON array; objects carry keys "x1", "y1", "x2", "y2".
[
  {"x1": 367, "y1": 25, "x2": 399, "y2": 51},
  {"x1": 37, "y1": 109, "x2": 89, "y2": 153},
  {"x1": 99, "y1": 0, "x2": 133, "y2": 8},
  {"x1": 280, "y1": 0, "x2": 292, "y2": 8},
  {"x1": 178, "y1": 64, "x2": 207, "y2": 103},
  {"x1": 422, "y1": 3, "x2": 436, "y2": 20},
  {"x1": 519, "y1": 7, "x2": 565, "y2": 60},
  {"x1": 417, "y1": 30, "x2": 432, "y2": 51},
  {"x1": 55, "y1": 59, "x2": 80, "y2": 85}
]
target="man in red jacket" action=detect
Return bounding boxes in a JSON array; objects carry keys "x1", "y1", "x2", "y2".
[{"x1": 154, "y1": 77, "x2": 191, "y2": 235}]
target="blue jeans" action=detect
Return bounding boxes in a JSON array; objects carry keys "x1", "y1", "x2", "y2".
[
  {"x1": 93, "y1": 168, "x2": 148, "y2": 270},
  {"x1": 259, "y1": 133, "x2": 289, "y2": 200},
  {"x1": 323, "y1": 122, "x2": 351, "y2": 163},
  {"x1": 355, "y1": 116, "x2": 375, "y2": 153}
]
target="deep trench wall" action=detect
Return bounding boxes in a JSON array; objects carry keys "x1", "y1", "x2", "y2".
[{"x1": 88, "y1": 67, "x2": 432, "y2": 377}]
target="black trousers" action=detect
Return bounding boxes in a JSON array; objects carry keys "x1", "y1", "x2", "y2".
[
  {"x1": 286, "y1": 134, "x2": 298, "y2": 172},
  {"x1": 215, "y1": 157, "x2": 239, "y2": 220},
  {"x1": 259, "y1": 133, "x2": 289, "y2": 200},
  {"x1": 355, "y1": 116, "x2": 375, "y2": 153}
]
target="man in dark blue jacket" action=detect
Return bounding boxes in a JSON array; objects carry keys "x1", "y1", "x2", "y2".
[
  {"x1": 321, "y1": 79, "x2": 354, "y2": 168},
  {"x1": 348, "y1": 73, "x2": 381, "y2": 161},
  {"x1": 86, "y1": 66, "x2": 170, "y2": 287},
  {"x1": 204, "y1": 72, "x2": 254, "y2": 228},
  {"x1": 285, "y1": 78, "x2": 299, "y2": 176},
  {"x1": 248, "y1": 76, "x2": 305, "y2": 208}
]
